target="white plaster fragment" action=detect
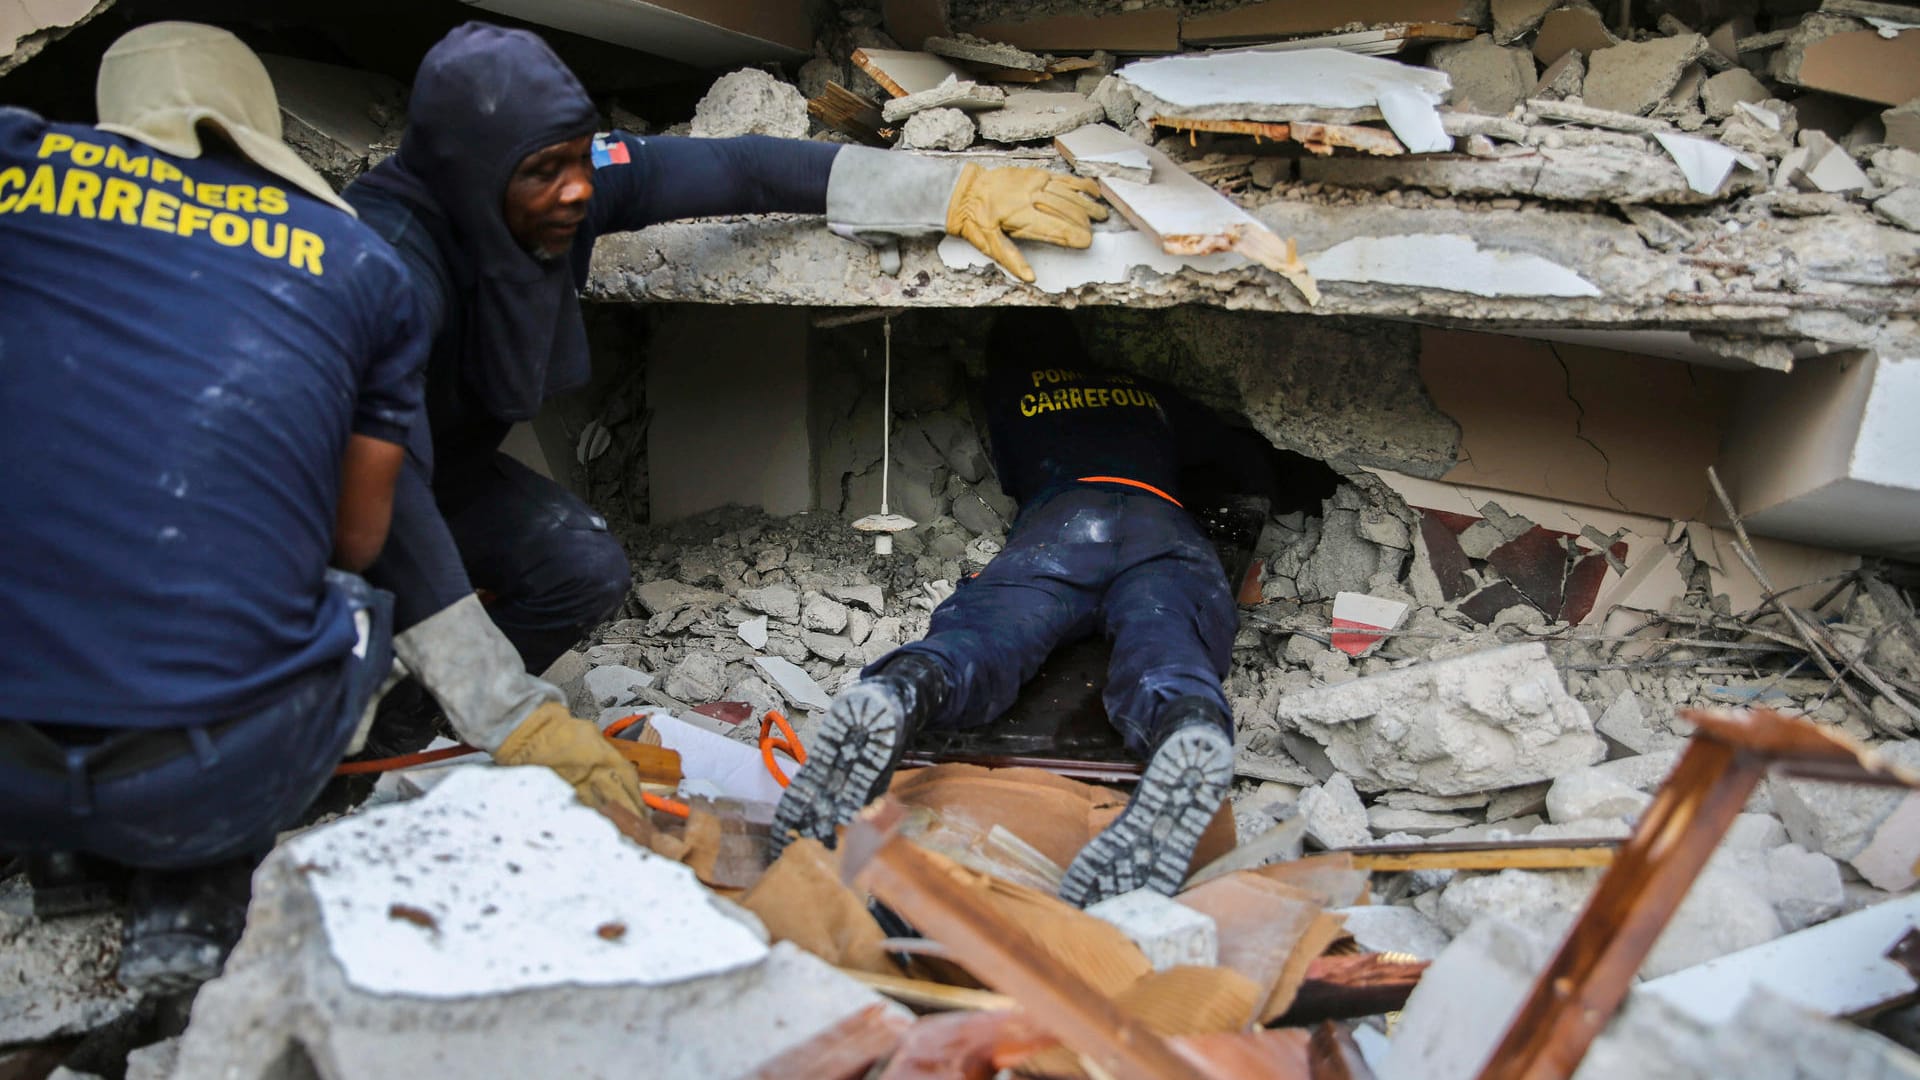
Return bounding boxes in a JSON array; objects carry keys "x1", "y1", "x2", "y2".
[
  {"x1": 752, "y1": 654, "x2": 834, "y2": 712},
  {"x1": 936, "y1": 229, "x2": 1249, "y2": 292},
  {"x1": 1303, "y1": 234, "x2": 1602, "y2": 298},
  {"x1": 287, "y1": 767, "x2": 769, "y2": 999},
  {"x1": 1651, "y1": 131, "x2": 1745, "y2": 195},
  {"x1": 738, "y1": 614, "x2": 770, "y2": 650},
  {"x1": 1118, "y1": 49, "x2": 1453, "y2": 153}
]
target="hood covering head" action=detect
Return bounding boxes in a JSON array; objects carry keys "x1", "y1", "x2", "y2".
[
  {"x1": 356, "y1": 21, "x2": 599, "y2": 422},
  {"x1": 95, "y1": 21, "x2": 353, "y2": 215}
]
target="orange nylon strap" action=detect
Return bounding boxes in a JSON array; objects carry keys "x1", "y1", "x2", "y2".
[{"x1": 1075, "y1": 475, "x2": 1183, "y2": 508}]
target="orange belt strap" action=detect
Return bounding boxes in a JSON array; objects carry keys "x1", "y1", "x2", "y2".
[{"x1": 1076, "y1": 475, "x2": 1183, "y2": 508}]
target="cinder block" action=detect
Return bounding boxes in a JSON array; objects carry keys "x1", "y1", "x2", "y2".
[{"x1": 1087, "y1": 888, "x2": 1217, "y2": 970}]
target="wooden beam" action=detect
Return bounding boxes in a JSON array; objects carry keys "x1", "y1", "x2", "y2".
[
  {"x1": 1339, "y1": 841, "x2": 1618, "y2": 873},
  {"x1": 606, "y1": 740, "x2": 683, "y2": 785},
  {"x1": 808, "y1": 83, "x2": 893, "y2": 147},
  {"x1": 841, "y1": 968, "x2": 1017, "y2": 1012}
]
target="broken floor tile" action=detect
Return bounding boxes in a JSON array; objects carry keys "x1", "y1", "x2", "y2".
[{"x1": 1486, "y1": 526, "x2": 1572, "y2": 619}]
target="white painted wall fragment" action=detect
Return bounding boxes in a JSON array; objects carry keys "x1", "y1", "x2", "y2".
[
  {"x1": 1304, "y1": 234, "x2": 1602, "y2": 297},
  {"x1": 1118, "y1": 49, "x2": 1453, "y2": 152},
  {"x1": 937, "y1": 230, "x2": 1249, "y2": 292},
  {"x1": 287, "y1": 767, "x2": 769, "y2": 998},
  {"x1": 1651, "y1": 132, "x2": 1750, "y2": 195}
]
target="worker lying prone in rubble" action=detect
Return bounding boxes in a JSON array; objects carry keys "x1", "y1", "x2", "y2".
[
  {"x1": 776, "y1": 309, "x2": 1277, "y2": 907},
  {"x1": 0, "y1": 25, "x2": 428, "y2": 991},
  {"x1": 338, "y1": 22, "x2": 1110, "y2": 816}
]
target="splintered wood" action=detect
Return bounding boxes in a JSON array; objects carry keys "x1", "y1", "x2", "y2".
[
  {"x1": 851, "y1": 48, "x2": 971, "y2": 97},
  {"x1": 1054, "y1": 123, "x2": 1320, "y2": 305}
]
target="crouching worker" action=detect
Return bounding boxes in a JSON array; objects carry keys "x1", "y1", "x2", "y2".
[
  {"x1": 0, "y1": 23, "x2": 497, "y2": 994},
  {"x1": 777, "y1": 310, "x2": 1274, "y2": 907}
]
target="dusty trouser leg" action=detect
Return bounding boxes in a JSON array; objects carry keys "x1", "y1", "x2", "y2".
[
  {"x1": 0, "y1": 572, "x2": 395, "y2": 993},
  {"x1": 1061, "y1": 498, "x2": 1237, "y2": 907},
  {"x1": 440, "y1": 453, "x2": 632, "y2": 674},
  {"x1": 773, "y1": 490, "x2": 1115, "y2": 854}
]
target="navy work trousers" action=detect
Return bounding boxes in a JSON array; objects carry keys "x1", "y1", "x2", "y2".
[
  {"x1": 367, "y1": 450, "x2": 631, "y2": 674},
  {"x1": 0, "y1": 571, "x2": 394, "y2": 871},
  {"x1": 881, "y1": 487, "x2": 1237, "y2": 755}
]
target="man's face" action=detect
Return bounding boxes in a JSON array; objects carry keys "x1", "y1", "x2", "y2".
[{"x1": 503, "y1": 135, "x2": 594, "y2": 260}]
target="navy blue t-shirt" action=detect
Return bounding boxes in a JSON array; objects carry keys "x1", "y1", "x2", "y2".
[
  {"x1": 984, "y1": 355, "x2": 1275, "y2": 515},
  {"x1": 0, "y1": 110, "x2": 428, "y2": 728}
]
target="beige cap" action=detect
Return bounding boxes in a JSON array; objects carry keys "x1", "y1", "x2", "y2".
[{"x1": 94, "y1": 21, "x2": 354, "y2": 216}]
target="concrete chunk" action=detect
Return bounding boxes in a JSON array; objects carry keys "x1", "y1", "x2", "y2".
[
  {"x1": 690, "y1": 68, "x2": 808, "y2": 139},
  {"x1": 1332, "y1": 904, "x2": 1452, "y2": 960},
  {"x1": 896, "y1": 110, "x2": 977, "y2": 151},
  {"x1": 879, "y1": 79, "x2": 1007, "y2": 122},
  {"x1": 1770, "y1": 742, "x2": 1920, "y2": 889},
  {"x1": 1886, "y1": 98, "x2": 1920, "y2": 151},
  {"x1": 583, "y1": 664, "x2": 655, "y2": 709},
  {"x1": 1298, "y1": 773, "x2": 1371, "y2": 849},
  {"x1": 1087, "y1": 889, "x2": 1218, "y2": 970},
  {"x1": 1545, "y1": 767, "x2": 1652, "y2": 823},
  {"x1": 1585, "y1": 34, "x2": 1709, "y2": 116},
  {"x1": 1430, "y1": 35, "x2": 1537, "y2": 117},
  {"x1": 170, "y1": 768, "x2": 901, "y2": 1078},
  {"x1": 1701, "y1": 67, "x2": 1768, "y2": 118},
  {"x1": 1874, "y1": 185, "x2": 1920, "y2": 232},
  {"x1": 634, "y1": 579, "x2": 726, "y2": 615},
  {"x1": 1368, "y1": 806, "x2": 1476, "y2": 837},
  {"x1": 976, "y1": 91, "x2": 1105, "y2": 144},
  {"x1": 1276, "y1": 643, "x2": 1603, "y2": 796},
  {"x1": 665, "y1": 650, "x2": 727, "y2": 703}
]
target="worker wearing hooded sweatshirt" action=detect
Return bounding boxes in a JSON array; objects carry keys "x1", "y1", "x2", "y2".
[
  {"x1": 341, "y1": 21, "x2": 1109, "y2": 813},
  {"x1": 776, "y1": 309, "x2": 1276, "y2": 908},
  {"x1": 0, "y1": 24, "x2": 426, "y2": 992}
]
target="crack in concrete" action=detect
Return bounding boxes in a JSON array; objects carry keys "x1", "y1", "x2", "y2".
[{"x1": 1549, "y1": 342, "x2": 1630, "y2": 513}]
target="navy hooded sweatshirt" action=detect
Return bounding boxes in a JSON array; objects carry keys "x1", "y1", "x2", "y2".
[{"x1": 346, "y1": 22, "x2": 841, "y2": 474}]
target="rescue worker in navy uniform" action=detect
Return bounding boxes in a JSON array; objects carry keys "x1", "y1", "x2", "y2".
[
  {"x1": 777, "y1": 310, "x2": 1270, "y2": 907},
  {"x1": 340, "y1": 21, "x2": 1111, "y2": 807},
  {"x1": 0, "y1": 24, "x2": 429, "y2": 991}
]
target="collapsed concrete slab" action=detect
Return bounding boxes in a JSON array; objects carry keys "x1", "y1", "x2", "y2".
[
  {"x1": 1270, "y1": 642, "x2": 1604, "y2": 796},
  {"x1": 169, "y1": 768, "x2": 901, "y2": 1078}
]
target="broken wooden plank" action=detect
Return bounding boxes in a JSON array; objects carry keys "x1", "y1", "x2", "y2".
[
  {"x1": 1290, "y1": 120, "x2": 1407, "y2": 156},
  {"x1": 1478, "y1": 708, "x2": 1892, "y2": 1080},
  {"x1": 851, "y1": 47, "x2": 971, "y2": 98},
  {"x1": 1279, "y1": 953, "x2": 1430, "y2": 1024},
  {"x1": 1334, "y1": 838, "x2": 1619, "y2": 872},
  {"x1": 841, "y1": 968, "x2": 1018, "y2": 1012},
  {"x1": 847, "y1": 811, "x2": 1198, "y2": 1080},
  {"x1": 606, "y1": 740, "x2": 683, "y2": 785},
  {"x1": 808, "y1": 83, "x2": 893, "y2": 147},
  {"x1": 1055, "y1": 123, "x2": 1319, "y2": 305},
  {"x1": 1152, "y1": 115, "x2": 1295, "y2": 142},
  {"x1": 737, "y1": 1003, "x2": 911, "y2": 1080},
  {"x1": 969, "y1": 9, "x2": 1181, "y2": 53}
]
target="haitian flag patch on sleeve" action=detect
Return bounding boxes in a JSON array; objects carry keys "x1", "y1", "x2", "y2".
[{"x1": 590, "y1": 134, "x2": 631, "y2": 168}]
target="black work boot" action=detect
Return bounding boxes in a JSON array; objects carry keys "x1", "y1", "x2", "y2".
[
  {"x1": 1059, "y1": 696, "x2": 1234, "y2": 907},
  {"x1": 116, "y1": 858, "x2": 254, "y2": 995},
  {"x1": 771, "y1": 653, "x2": 951, "y2": 855}
]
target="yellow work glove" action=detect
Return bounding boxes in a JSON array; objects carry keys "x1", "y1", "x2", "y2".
[
  {"x1": 494, "y1": 701, "x2": 647, "y2": 818},
  {"x1": 946, "y1": 163, "x2": 1108, "y2": 284}
]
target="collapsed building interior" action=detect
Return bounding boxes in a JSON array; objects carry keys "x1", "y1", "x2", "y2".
[{"x1": 5, "y1": 0, "x2": 1920, "y2": 1076}]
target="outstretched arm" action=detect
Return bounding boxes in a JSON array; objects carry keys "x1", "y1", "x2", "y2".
[
  {"x1": 587, "y1": 132, "x2": 839, "y2": 233},
  {"x1": 588, "y1": 131, "x2": 1107, "y2": 284}
]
